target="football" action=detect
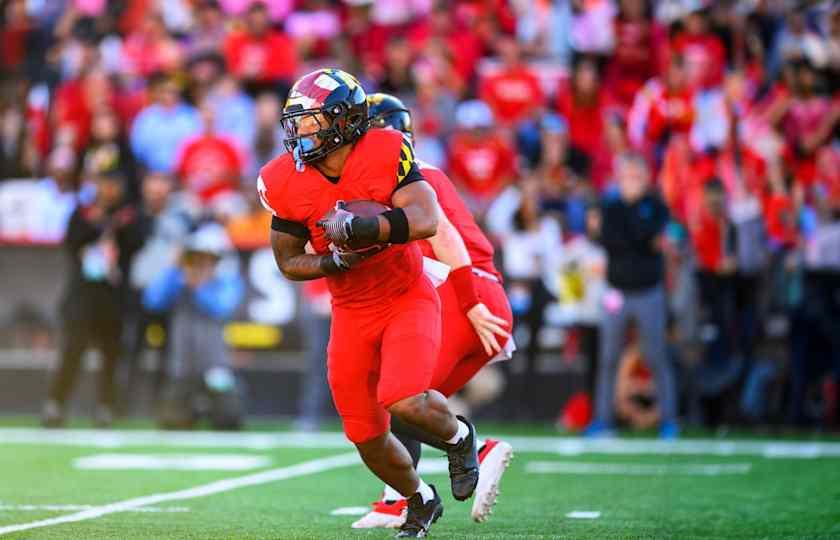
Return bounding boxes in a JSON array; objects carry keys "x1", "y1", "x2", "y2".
[
  {"x1": 322, "y1": 199, "x2": 391, "y2": 253},
  {"x1": 342, "y1": 199, "x2": 391, "y2": 218}
]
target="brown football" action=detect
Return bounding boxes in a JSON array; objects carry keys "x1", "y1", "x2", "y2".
[
  {"x1": 342, "y1": 199, "x2": 391, "y2": 217},
  {"x1": 325, "y1": 199, "x2": 391, "y2": 253}
]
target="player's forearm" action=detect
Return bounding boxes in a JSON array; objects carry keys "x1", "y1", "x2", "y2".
[
  {"x1": 427, "y1": 210, "x2": 471, "y2": 270},
  {"x1": 271, "y1": 230, "x2": 338, "y2": 281},
  {"x1": 276, "y1": 253, "x2": 330, "y2": 281}
]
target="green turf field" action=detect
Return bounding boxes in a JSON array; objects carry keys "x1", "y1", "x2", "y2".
[{"x1": 1, "y1": 420, "x2": 839, "y2": 539}]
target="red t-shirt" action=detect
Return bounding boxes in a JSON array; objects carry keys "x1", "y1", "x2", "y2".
[
  {"x1": 447, "y1": 133, "x2": 516, "y2": 198},
  {"x1": 258, "y1": 129, "x2": 422, "y2": 309},
  {"x1": 54, "y1": 79, "x2": 115, "y2": 152},
  {"x1": 671, "y1": 32, "x2": 726, "y2": 90},
  {"x1": 175, "y1": 134, "x2": 244, "y2": 202},
  {"x1": 224, "y1": 30, "x2": 298, "y2": 83},
  {"x1": 556, "y1": 89, "x2": 608, "y2": 160},
  {"x1": 606, "y1": 18, "x2": 665, "y2": 108},
  {"x1": 479, "y1": 65, "x2": 544, "y2": 125},
  {"x1": 691, "y1": 209, "x2": 726, "y2": 272},
  {"x1": 645, "y1": 87, "x2": 694, "y2": 143},
  {"x1": 416, "y1": 162, "x2": 499, "y2": 279},
  {"x1": 763, "y1": 193, "x2": 797, "y2": 248}
]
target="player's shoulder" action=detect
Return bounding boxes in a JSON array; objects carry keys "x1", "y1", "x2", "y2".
[
  {"x1": 257, "y1": 153, "x2": 303, "y2": 217},
  {"x1": 359, "y1": 127, "x2": 405, "y2": 148},
  {"x1": 259, "y1": 152, "x2": 296, "y2": 186},
  {"x1": 353, "y1": 128, "x2": 406, "y2": 163}
]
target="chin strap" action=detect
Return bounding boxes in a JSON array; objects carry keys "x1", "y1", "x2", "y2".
[{"x1": 293, "y1": 145, "x2": 306, "y2": 172}]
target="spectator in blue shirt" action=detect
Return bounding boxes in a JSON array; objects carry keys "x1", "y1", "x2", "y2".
[
  {"x1": 143, "y1": 222, "x2": 246, "y2": 429},
  {"x1": 130, "y1": 74, "x2": 201, "y2": 174}
]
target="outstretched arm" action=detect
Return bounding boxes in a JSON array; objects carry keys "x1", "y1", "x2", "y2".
[{"x1": 426, "y1": 205, "x2": 509, "y2": 355}]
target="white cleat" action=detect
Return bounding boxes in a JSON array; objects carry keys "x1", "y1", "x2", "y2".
[
  {"x1": 351, "y1": 499, "x2": 407, "y2": 529},
  {"x1": 471, "y1": 439, "x2": 513, "y2": 523}
]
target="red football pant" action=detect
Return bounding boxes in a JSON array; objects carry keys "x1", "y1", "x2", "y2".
[
  {"x1": 327, "y1": 275, "x2": 441, "y2": 444},
  {"x1": 430, "y1": 274, "x2": 513, "y2": 397}
]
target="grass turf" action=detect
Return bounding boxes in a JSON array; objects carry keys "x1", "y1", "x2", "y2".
[{"x1": 1, "y1": 420, "x2": 839, "y2": 539}]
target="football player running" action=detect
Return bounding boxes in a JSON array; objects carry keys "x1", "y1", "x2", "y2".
[
  {"x1": 258, "y1": 69, "x2": 479, "y2": 538},
  {"x1": 351, "y1": 93, "x2": 515, "y2": 528}
]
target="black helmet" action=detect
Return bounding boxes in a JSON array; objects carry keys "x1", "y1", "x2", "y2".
[
  {"x1": 367, "y1": 93, "x2": 413, "y2": 140},
  {"x1": 281, "y1": 68, "x2": 368, "y2": 165}
]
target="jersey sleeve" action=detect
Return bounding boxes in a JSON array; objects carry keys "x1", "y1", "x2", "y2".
[
  {"x1": 394, "y1": 136, "x2": 426, "y2": 191},
  {"x1": 258, "y1": 169, "x2": 311, "y2": 240}
]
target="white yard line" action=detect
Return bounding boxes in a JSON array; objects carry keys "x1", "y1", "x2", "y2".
[
  {"x1": 0, "y1": 504, "x2": 190, "y2": 513},
  {"x1": 73, "y1": 453, "x2": 272, "y2": 471},
  {"x1": 0, "y1": 451, "x2": 360, "y2": 537},
  {"x1": 526, "y1": 461, "x2": 752, "y2": 476},
  {"x1": 1, "y1": 428, "x2": 839, "y2": 458}
]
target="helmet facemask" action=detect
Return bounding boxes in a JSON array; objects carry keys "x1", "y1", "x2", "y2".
[{"x1": 281, "y1": 102, "x2": 367, "y2": 168}]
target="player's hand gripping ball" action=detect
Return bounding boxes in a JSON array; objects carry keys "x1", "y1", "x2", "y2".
[{"x1": 317, "y1": 199, "x2": 391, "y2": 254}]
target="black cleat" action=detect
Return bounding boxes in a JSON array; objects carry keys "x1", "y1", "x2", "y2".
[
  {"x1": 447, "y1": 415, "x2": 479, "y2": 501},
  {"x1": 395, "y1": 484, "x2": 443, "y2": 538}
]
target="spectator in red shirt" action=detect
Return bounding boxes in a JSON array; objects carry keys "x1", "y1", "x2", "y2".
[
  {"x1": 447, "y1": 100, "x2": 517, "y2": 217},
  {"x1": 556, "y1": 56, "x2": 609, "y2": 168},
  {"x1": 122, "y1": 12, "x2": 184, "y2": 77},
  {"x1": 224, "y1": 3, "x2": 298, "y2": 93},
  {"x1": 175, "y1": 100, "x2": 245, "y2": 214},
  {"x1": 606, "y1": 0, "x2": 666, "y2": 110},
  {"x1": 780, "y1": 61, "x2": 836, "y2": 190},
  {"x1": 409, "y1": 3, "x2": 484, "y2": 86},
  {"x1": 0, "y1": 0, "x2": 33, "y2": 75},
  {"x1": 54, "y1": 67, "x2": 115, "y2": 152},
  {"x1": 480, "y1": 36, "x2": 544, "y2": 128},
  {"x1": 671, "y1": 8, "x2": 726, "y2": 91},
  {"x1": 645, "y1": 55, "x2": 695, "y2": 149}
]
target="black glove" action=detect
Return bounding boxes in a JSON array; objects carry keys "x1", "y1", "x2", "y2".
[{"x1": 317, "y1": 201, "x2": 380, "y2": 250}]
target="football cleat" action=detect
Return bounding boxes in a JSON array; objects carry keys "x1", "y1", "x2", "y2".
[
  {"x1": 395, "y1": 485, "x2": 443, "y2": 538},
  {"x1": 351, "y1": 499, "x2": 407, "y2": 529},
  {"x1": 471, "y1": 439, "x2": 513, "y2": 522},
  {"x1": 447, "y1": 416, "x2": 479, "y2": 501}
]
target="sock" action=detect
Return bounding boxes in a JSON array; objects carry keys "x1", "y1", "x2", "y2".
[
  {"x1": 383, "y1": 484, "x2": 404, "y2": 502},
  {"x1": 445, "y1": 419, "x2": 469, "y2": 445},
  {"x1": 416, "y1": 479, "x2": 434, "y2": 504}
]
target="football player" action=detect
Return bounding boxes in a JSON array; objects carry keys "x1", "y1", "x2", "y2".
[
  {"x1": 258, "y1": 69, "x2": 478, "y2": 538},
  {"x1": 352, "y1": 93, "x2": 515, "y2": 528}
]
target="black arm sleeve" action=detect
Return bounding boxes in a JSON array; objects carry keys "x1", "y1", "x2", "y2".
[
  {"x1": 271, "y1": 216, "x2": 310, "y2": 240},
  {"x1": 64, "y1": 209, "x2": 103, "y2": 255}
]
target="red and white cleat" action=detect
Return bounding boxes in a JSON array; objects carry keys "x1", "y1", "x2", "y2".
[
  {"x1": 351, "y1": 499, "x2": 407, "y2": 529},
  {"x1": 471, "y1": 439, "x2": 513, "y2": 523}
]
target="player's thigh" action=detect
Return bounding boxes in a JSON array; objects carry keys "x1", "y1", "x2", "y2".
[
  {"x1": 327, "y1": 310, "x2": 389, "y2": 443},
  {"x1": 378, "y1": 276, "x2": 442, "y2": 408},
  {"x1": 429, "y1": 280, "x2": 475, "y2": 390},
  {"x1": 434, "y1": 279, "x2": 513, "y2": 395}
]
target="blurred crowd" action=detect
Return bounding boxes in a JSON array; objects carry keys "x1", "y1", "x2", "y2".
[{"x1": 1, "y1": 0, "x2": 839, "y2": 430}]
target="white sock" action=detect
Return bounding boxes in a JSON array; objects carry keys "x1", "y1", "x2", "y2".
[
  {"x1": 382, "y1": 484, "x2": 404, "y2": 502},
  {"x1": 445, "y1": 419, "x2": 469, "y2": 445},
  {"x1": 416, "y1": 479, "x2": 434, "y2": 504}
]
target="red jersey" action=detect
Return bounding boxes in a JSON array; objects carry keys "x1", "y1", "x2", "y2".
[
  {"x1": 447, "y1": 133, "x2": 516, "y2": 198},
  {"x1": 176, "y1": 134, "x2": 244, "y2": 202},
  {"x1": 416, "y1": 162, "x2": 499, "y2": 279},
  {"x1": 556, "y1": 88, "x2": 609, "y2": 160},
  {"x1": 224, "y1": 30, "x2": 298, "y2": 83},
  {"x1": 479, "y1": 65, "x2": 544, "y2": 125},
  {"x1": 258, "y1": 129, "x2": 422, "y2": 309},
  {"x1": 671, "y1": 32, "x2": 725, "y2": 90},
  {"x1": 606, "y1": 18, "x2": 665, "y2": 108}
]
